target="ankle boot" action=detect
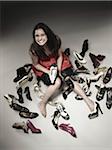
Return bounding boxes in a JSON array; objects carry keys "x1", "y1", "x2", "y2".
[
  {"x1": 26, "y1": 120, "x2": 42, "y2": 133},
  {"x1": 12, "y1": 121, "x2": 28, "y2": 133},
  {"x1": 24, "y1": 86, "x2": 32, "y2": 101},
  {"x1": 17, "y1": 87, "x2": 24, "y2": 103}
]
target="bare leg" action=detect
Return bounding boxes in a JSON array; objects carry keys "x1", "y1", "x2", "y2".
[
  {"x1": 38, "y1": 78, "x2": 61, "y2": 117},
  {"x1": 73, "y1": 81, "x2": 94, "y2": 112}
]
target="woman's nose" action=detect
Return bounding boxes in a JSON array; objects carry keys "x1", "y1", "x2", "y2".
[{"x1": 38, "y1": 36, "x2": 42, "y2": 41}]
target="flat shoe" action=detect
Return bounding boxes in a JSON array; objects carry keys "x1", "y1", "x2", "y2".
[{"x1": 19, "y1": 111, "x2": 39, "y2": 119}]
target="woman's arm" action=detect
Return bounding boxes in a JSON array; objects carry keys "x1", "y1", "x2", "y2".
[
  {"x1": 57, "y1": 48, "x2": 63, "y2": 73},
  {"x1": 29, "y1": 51, "x2": 50, "y2": 74}
]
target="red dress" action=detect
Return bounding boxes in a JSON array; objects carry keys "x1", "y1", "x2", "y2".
[{"x1": 31, "y1": 51, "x2": 72, "y2": 77}]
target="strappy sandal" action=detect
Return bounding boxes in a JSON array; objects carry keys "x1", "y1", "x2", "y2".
[{"x1": 95, "y1": 84, "x2": 106, "y2": 101}]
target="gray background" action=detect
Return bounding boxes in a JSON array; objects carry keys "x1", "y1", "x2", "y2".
[{"x1": 1, "y1": 1, "x2": 112, "y2": 150}]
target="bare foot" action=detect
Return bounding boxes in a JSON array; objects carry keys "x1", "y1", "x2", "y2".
[{"x1": 38, "y1": 101, "x2": 47, "y2": 117}]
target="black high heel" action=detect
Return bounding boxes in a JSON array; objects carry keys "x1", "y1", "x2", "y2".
[
  {"x1": 88, "y1": 102, "x2": 103, "y2": 119},
  {"x1": 24, "y1": 86, "x2": 32, "y2": 101},
  {"x1": 17, "y1": 87, "x2": 24, "y2": 103}
]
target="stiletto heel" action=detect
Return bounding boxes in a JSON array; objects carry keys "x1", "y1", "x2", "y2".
[
  {"x1": 27, "y1": 120, "x2": 42, "y2": 133},
  {"x1": 88, "y1": 102, "x2": 103, "y2": 119}
]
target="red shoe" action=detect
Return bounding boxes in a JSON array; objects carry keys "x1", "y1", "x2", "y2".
[
  {"x1": 59, "y1": 123, "x2": 77, "y2": 138},
  {"x1": 27, "y1": 120, "x2": 42, "y2": 133}
]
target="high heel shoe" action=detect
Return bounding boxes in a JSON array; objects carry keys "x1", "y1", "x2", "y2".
[
  {"x1": 26, "y1": 120, "x2": 42, "y2": 133},
  {"x1": 59, "y1": 123, "x2": 77, "y2": 138},
  {"x1": 17, "y1": 87, "x2": 24, "y2": 103},
  {"x1": 95, "y1": 84, "x2": 106, "y2": 101},
  {"x1": 12, "y1": 121, "x2": 28, "y2": 133},
  {"x1": 56, "y1": 103, "x2": 70, "y2": 120},
  {"x1": 52, "y1": 110, "x2": 61, "y2": 130},
  {"x1": 88, "y1": 102, "x2": 103, "y2": 119},
  {"x1": 24, "y1": 86, "x2": 32, "y2": 101}
]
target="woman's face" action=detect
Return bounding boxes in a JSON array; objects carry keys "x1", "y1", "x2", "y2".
[{"x1": 34, "y1": 28, "x2": 48, "y2": 46}]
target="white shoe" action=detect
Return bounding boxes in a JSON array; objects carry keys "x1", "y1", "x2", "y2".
[
  {"x1": 4, "y1": 94, "x2": 18, "y2": 106},
  {"x1": 56, "y1": 103, "x2": 70, "y2": 120},
  {"x1": 73, "y1": 51, "x2": 87, "y2": 64},
  {"x1": 49, "y1": 65, "x2": 57, "y2": 84},
  {"x1": 33, "y1": 83, "x2": 44, "y2": 98}
]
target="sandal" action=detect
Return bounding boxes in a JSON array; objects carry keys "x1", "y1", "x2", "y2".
[{"x1": 95, "y1": 84, "x2": 106, "y2": 101}]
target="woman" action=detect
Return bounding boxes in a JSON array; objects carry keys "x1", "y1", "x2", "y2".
[{"x1": 29, "y1": 22, "x2": 103, "y2": 119}]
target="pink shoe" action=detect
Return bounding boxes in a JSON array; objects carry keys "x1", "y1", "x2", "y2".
[{"x1": 59, "y1": 123, "x2": 77, "y2": 138}]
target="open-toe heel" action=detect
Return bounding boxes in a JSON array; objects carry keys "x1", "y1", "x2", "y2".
[{"x1": 88, "y1": 102, "x2": 103, "y2": 119}]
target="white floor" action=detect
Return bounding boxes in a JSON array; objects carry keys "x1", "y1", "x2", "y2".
[{"x1": 1, "y1": 1, "x2": 112, "y2": 150}]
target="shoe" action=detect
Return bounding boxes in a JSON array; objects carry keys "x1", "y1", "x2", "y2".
[
  {"x1": 17, "y1": 87, "x2": 24, "y2": 103},
  {"x1": 52, "y1": 110, "x2": 61, "y2": 130},
  {"x1": 90, "y1": 71, "x2": 104, "y2": 82},
  {"x1": 4, "y1": 94, "x2": 18, "y2": 106},
  {"x1": 19, "y1": 111, "x2": 39, "y2": 119},
  {"x1": 62, "y1": 77, "x2": 74, "y2": 99},
  {"x1": 62, "y1": 86, "x2": 73, "y2": 100},
  {"x1": 80, "y1": 39, "x2": 88, "y2": 57},
  {"x1": 59, "y1": 123, "x2": 77, "y2": 138},
  {"x1": 12, "y1": 121, "x2": 28, "y2": 133},
  {"x1": 64, "y1": 48, "x2": 70, "y2": 56},
  {"x1": 71, "y1": 75, "x2": 85, "y2": 84},
  {"x1": 88, "y1": 102, "x2": 103, "y2": 119},
  {"x1": 75, "y1": 95, "x2": 83, "y2": 100},
  {"x1": 13, "y1": 67, "x2": 29, "y2": 83},
  {"x1": 93, "y1": 66, "x2": 107, "y2": 75},
  {"x1": 96, "y1": 54, "x2": 106, "y2": 61},
  {"x1": 49, "y1": 64, "x2": 57, "y2": 84},
  {"x1": 76, "y1": 65, "x2": 90, "y2": 74},
  {"x1": 13, "y1": 64, "x2": 32, "y2": 83},
  {"x1": 106, "y1": 87, "x2": 112, "y2": 109},
  {"x1": 26, "y1": 120, "x2": 42, "y2": 133},
  {"x1": 89, "y1": 53, "x2": 100, "y2": 69},
  {"x1": 95, "y1": 84, "x2": 106, "y2": 101},
  {"x1": 24, "y1": 86, "x2": 32, "y2": 101},
  {"x1": 33, "y1": 83, "x2": 44, "y2": 98},
  {"x1": 103, "y1": 67, "x2": 112, "y2": 84},
  {"x1": 73, "y1": 51, "x2": 87, "y2": 64},
  {"x1": 82, "y1": 84, "x2": 92, "y2": 97},
  {"x1": 12, "y1": 103, "x2": 29, "y2": 112},
  {"x1": 56, "y1": 103, "x2": 70, "y2": 120},
  {"x1": 75, "y1": 85, "x2": 92, "y2": 101}
]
